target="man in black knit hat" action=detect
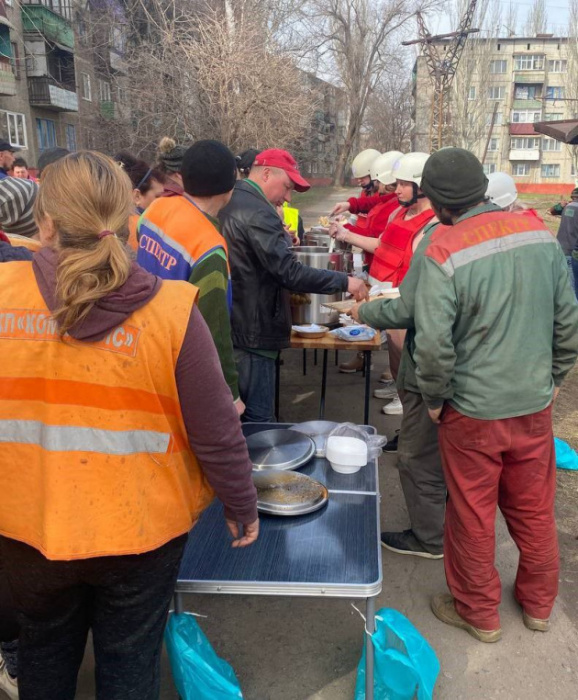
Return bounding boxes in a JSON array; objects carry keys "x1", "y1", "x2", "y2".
[{"x1": 137, "y1": 139, "x2": 244, "y2": 415}]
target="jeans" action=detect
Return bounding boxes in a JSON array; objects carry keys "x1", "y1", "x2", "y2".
[
  {"x1": 234, "y1": 348, "x2": 276, "y2": 423},
  {"x1": 569, "y1": 255, "x2": 578, "y2": 300},
  {"x1": 0, "y1": 534, "x2": 187, "y2": 700}
]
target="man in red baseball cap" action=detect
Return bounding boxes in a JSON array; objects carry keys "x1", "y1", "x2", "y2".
[{"x1": 220, "y1": 147, "x2": 368, "y2": 423}]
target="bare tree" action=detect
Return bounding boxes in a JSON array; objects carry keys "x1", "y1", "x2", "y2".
[
  {"x1": 524, "y1": 0, "x2": 548, "y2": 36},
  {"x1": 564, "y1": 0, "x2": 578, "y2": 176},
  {"x1": 364, "y1": 67, "x2": 413, "y2": 152},
  {"x1": 302, "y1": 0, "x2": 431, "y2": 185}
]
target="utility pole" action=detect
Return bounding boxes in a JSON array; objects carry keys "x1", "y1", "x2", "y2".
[{"x1": 403, "y1": 3, "x2": 479, "y2": 152}]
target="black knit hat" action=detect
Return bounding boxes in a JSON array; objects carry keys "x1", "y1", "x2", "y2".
[
  {"x1": 181, "y1": 140, "x2": 237, "y2": 197},
  {"x1": 421, "y1": 148, "x2": 488, "y2": 209}
]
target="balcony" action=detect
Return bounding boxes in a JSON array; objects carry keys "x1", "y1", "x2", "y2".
[
  {"x1": 110, "y1": 50, "x2": 126, "y2": 74},
  {"x1": 0, "y1": 60, "x2": 15, "y2": 96},
  {"x1": 509, "y1": 149, "x2": 540, "y2": 161},
  {"x1": 513, "y1": 99, "x2": 542, "y2": 110},
  {"x1": 21, "y1": 5, "x2": 74, "y2": 50},
  {"x1": 514, "y1": 71, "x2": 545, "y2": 84},
  {"x1": 28, "y1": 75, "x2": 78, "y2": 111}
]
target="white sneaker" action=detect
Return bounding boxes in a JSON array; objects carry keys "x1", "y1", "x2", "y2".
[
  {"x1": 0, "y1": 658, "x2": 18, "y2": 700},
  {"x1": 382, "y1": 395, "x2": 403, "y2": 415},
  {"x1": 374, "y1": 381, "x2": 397, "y2": 399}
]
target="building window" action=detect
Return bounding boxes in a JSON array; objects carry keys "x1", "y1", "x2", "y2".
[
  {"x1": 547, "y1": 112, "x2": 563, "y2": 120},
  {"x1": 488, "y1": 86, "x2": 505, "y2": 100},
  {"x1": 487, "y1": 138, "x2": 499, "y2": 152},
  {"x1": 542, "y1": 137, "x2": 562, "y2": 152},
  {"x1": 117, "y1": 86, "x2": 126, "y2": 104},
  {"x1": 541, "y1": 164, "x2": 560, "y2": 177},
  {"x1": 4, "y1": 112, "x2": 27, "y2": 148},
  {"x1": 25, "y1": 0, "x2": 73, "y2": 21},
  {"x1": 512, "y1": 163, "x2": 530, "y2": 176},
  {"x1": 99, "y1": 79, "x2": 111, "y2": 102},
  {"x1": 511, "y1": 110, "x2": 541, "y2": 123},
  {"x1": 468, "y1": 86, "x2": 476, "y2": 100},
  {"x1": 548, "y1": 59, "x2": 567, "y2": 73},
  {"x1": 514, "y1": 85, "x2": 541, "y2": 100},
  {"x1": 485, "y1": 112, "x2": 503, "y2": 126},
  {"x1": 511, "y1": 137, "x2": 540, "y2": 150},
  {"x1": 514, "y1": 54, "x2": 544, "y2": 71},
  {"x1": 65, "y1": 124, "x2": 76, "y2": 152},
  {"x1": 546, "y1": 86, "x2": 565, "y2": 100},
  {"x1": 36, "y1": 118, "x2": 57, "y2": 152},
  {"x1": 10, "y1": 42, "x2": 19, "y2": 79},
  {"x1": 81, "y1": 73, "x2": 91, "y2": 101},
  {"x1": 490, "y1": 60, "x2": 507, "y2": 74},
  {"x1": 312, "y1": 162, "x2": 318, "y2": 174},
  {"x1": 483, "y1": 163, "x2": 497, "y2": 175}
]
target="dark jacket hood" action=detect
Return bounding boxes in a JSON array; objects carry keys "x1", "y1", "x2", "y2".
[{"x1": 33, "y1": 246, "x2": 161, "y2": 342}]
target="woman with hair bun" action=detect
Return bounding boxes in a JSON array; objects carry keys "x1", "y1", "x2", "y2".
[
  {"x1": 115, "y1": 151, "x2": 165, "y2": 251},
  {"x1": 157, "y1": 136, "x2": 186, "y2": 197},
  {"x1": 0, "y1": 151, "x2": 258, "y2": 699}
]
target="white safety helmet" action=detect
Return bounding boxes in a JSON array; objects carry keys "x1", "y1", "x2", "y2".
[
  {"x1": 486, "y1": 171, "x2": 518, "y2": 209},
  {"x1": 391, "y1": 152, "x2": 430, "y2": 187},
  {"x1": 371, "y1": 151, "x2": 405, "y2": 185},
  {"x1": 351, "y1": 149, "x2": 381, "y2": 179}
]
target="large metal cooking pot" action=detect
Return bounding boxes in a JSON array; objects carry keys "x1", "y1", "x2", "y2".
[
  {"x1": 304, "y1": 230, "x2": 332, "y2": 247},
  {"x1": 290, "y1": 246, "x2": 344, "y2": 325}
]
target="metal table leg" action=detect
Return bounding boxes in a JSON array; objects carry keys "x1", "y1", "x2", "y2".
[
  {"x1": 335, "y1": 350, "x2": 339, "y2": 366},
  {"x1": 275, "y1": 353, "x2": 281, "y2": 421},
  {"x1": 364, "y1": 351, "x2": 372, "y2": 425},
  {"x1": 366, "y1": 595, "x2": 376, "y2": 700},
  {"x1": 314, "y1": 349, "x2": 318, "y2": 366},
  {"x1": 174, "y1": 591, "x2": 184, "y2": 615},
  {"x1": 303, "y1": 349, "x2": 307, "y2": 376},
  {"x1": 319, "y1": 349, "x2": 329, "y2": 419}
]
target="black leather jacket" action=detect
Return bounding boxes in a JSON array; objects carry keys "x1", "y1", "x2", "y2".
[{"x1": 219, "y1": 180, "x2": 348, "y2": 350}]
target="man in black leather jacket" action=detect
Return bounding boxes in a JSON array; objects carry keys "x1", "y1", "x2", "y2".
[{"x1": 220, "y1": 148, "x2": 367, "y2": 422}]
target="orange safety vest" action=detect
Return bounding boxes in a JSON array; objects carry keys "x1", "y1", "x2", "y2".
[
  {"x1": 0, "y1": 263, "x2": 214, "y2": 560},
  {"x1": 127, "y1": 213, "x2": 140, "y2": 252},
  {"x1": 6, "y1": 234, "x2": 41, "y2": 251},
  {"x1": 370, "y1": 207, "x2": 435, "y2": 286}
]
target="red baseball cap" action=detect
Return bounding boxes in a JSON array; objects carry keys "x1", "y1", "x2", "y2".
[{"x1": 253, "y1": 149, "x2": 310, "y2": 192}]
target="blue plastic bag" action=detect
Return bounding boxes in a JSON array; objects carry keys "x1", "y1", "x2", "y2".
[
  {"x1": 330, "y1": 326, "x2": 377, "y2": 342},
  {"x1": 554, "y1": 437, "x2": 578, "y2": 471},
  {"x1": 164, "y1": 613, "x2": 243, "y2": 700},
  {"x1": 354, "y1": 608, "x2": 440, "y2": 700}
]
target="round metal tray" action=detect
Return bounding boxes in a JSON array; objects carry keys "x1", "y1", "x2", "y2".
[
  {"x1": 289, "y1": 420, "x2": 339, "y2": 457},
  {"x1": 246, "y1": 429, "x2": 316, "y2": 471},
  {"x1": 252, "y1": 469, "x2": 329, "y2": 516}
]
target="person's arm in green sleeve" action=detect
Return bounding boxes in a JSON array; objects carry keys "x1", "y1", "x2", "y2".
[
  {"x1": 189, "y1": 248, "x2": 242, "y2": 409},
  {"x1": 413, "y1": 255, "x2": 458, "y2": 410},
  {"x1": 552, "y1": 248, "x2": 578, "y2": 388}
]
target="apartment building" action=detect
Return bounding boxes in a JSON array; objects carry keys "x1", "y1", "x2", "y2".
[{"x1": 412, "y1": 35, "x2": 576, "y2": 185}]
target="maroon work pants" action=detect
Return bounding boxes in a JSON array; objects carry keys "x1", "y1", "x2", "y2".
[{"x1": 438, "y1": 405, "x2": 558, "y2": 630}]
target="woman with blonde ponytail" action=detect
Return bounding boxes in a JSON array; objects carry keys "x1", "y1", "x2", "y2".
[{"x1": 0, "y1": 151, "x2": 258, "y2": 699}]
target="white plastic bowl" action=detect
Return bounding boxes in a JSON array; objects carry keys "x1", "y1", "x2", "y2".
[{"x1": 326, "y1": 436, "x2": 368, "y2": 474}]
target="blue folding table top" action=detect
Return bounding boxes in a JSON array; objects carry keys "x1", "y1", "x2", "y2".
[{"x1": 177, "y1": 423, "x2": 382, "y2": 598}]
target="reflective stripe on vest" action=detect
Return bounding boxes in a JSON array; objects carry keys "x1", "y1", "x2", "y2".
[
  {"x1": 0, "y1": 262, "x2": 214, "y2": 560},
  {"x1": 370, "y1": 207, "x2": 435, "y2": 284}
]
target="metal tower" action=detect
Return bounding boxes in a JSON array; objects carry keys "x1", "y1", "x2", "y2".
[{"x1": 403, "y1": 4, "x2": 479, "y2": 151}]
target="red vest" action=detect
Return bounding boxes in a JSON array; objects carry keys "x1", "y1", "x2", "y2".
[
  {"x1": 370, "y1": 207, "x2": 435, "y2": 285},
  {"x1": 345, "y1": 194, "x2": 400, "y2": 268}
]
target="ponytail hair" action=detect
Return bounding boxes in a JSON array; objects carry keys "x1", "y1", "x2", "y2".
[{"x1": 35, "y1": 151, "x2": 133, "y2": 336}]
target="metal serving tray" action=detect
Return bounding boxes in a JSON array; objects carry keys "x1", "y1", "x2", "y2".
[
  {"x1": 252, "y1": 469, "x2": 329, "y2": 516},
  {"x1": 289, "y1": 420, "x2": 339, "y2": 457},
  {"x1": 246, "y1": 429, "x2": 316, "y2": 471}
]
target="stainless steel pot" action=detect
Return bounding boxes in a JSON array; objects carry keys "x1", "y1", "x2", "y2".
[
  {"x1": 304, "y1": 230, "x2": 332, "y2": 247},
  {"x1": 290, "y1": 246, "x2": 344, "y2": 325}
]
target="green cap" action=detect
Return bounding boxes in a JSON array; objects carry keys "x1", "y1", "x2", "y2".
[{"x1": 421, "y1": 148, "x2": 488, "y2": 209}]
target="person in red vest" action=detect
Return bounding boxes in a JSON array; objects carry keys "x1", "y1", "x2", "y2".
[
  {"x1": 331, "y1": 151, "x2": 404, "y2": 375},
  {"x1": 485, "y1": 171, "x2": 545, "y2": 223},
  {"x1": 330, "y1": 152, "x2": 435, "y2": 415}
]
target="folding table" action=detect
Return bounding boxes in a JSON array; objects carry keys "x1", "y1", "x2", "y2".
[{"x1": 175, "y1": 423, "x2": 382, "y2": 699}]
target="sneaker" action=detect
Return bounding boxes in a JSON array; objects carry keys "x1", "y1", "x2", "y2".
[
  {"x1": 339, "y1": 352, "x2": 373, "y2": 373},
  {"x1": 0, "y1": 659, "x2": 18, "y2": 700},
  {"x1": 431, "y1": 593, "x2": 502, "y2": 643},
  {"x1": 379, "y1": 370, "x2": 393, "y2": 383},
  {"x1": 374, "y1": 381, "x2": 397, "y2": 399},
  {"x1": 381, "y1": 529, "x2": 443, "y2": 559},
  {"x1": 383, "y1": 430, "x2": 399, "y2": 453},
  {"x1": 382, "y1": 395, "x2": 403, "y2": 415}
]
